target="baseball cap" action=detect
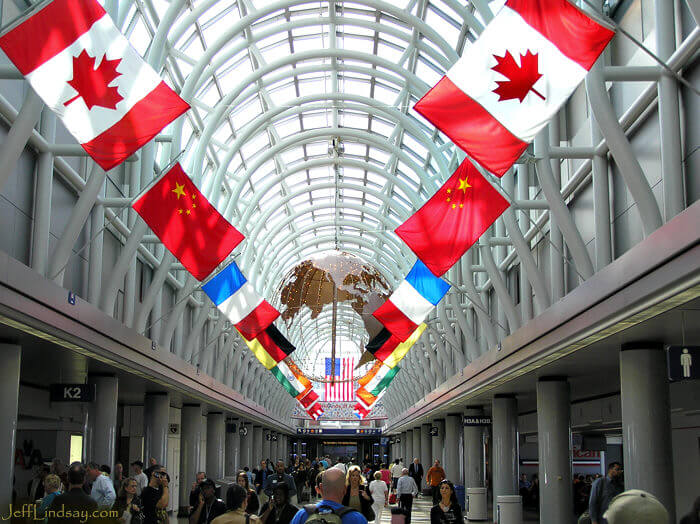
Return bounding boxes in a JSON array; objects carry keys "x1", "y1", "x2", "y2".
[{"x1": 603, "y1": 490, "x2": 669, "y2": 524}]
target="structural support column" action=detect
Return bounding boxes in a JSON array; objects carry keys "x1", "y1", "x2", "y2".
[
  {"x1": 404, "y1": 430, "x2": 413, "y2": 466},
  {"x1": 432, "y1": 419, "x2": 445, "y2": 467},
  {"x1": 536, "y1": 379, "x2": 573, "y2": 524},
  {"x1": 445, "y1": 414, "x2": 462, "y2": 485},
  {"x1": 89, "y1": 375, "x2": 118, "y2": 467},
  {"x1": 144, "y1": 393, "x2": 170, "y2": 466},
  {"x1": 225, "y1": 419, "x2": 240, "y2": 476},
  {"x1": 240, "y1": 422, "x2": 252, "y2": 469},
  {"x1": 492, "y1": 395, "x2": 518, "y2": 501},
  {"x1": 463, "y1": 408, "x2": 485, "y2": 489},
  {"x1": 179, "y1": 405, "x2": 203, "y2": 516},
  {"x1": 620, "y1": 343, "x2": 675, "y2": 520},
  {"x1": 420, "y1": 424, "x2": 431, "y2": 488},
  {"x1": 0, "y1": 344, "x2": 21, "y2": 513},
  {"x1": 262, "y1": 429, "x2": 271, "y2": 461},
  {"x1": 412, "y1": 427, "x2": 421, "y2": 464},
  {"x1": 252, "y1": 426, "x2": 263, "y2": 466},
  {"x1": 270, "y1": 435, "x2": 278, "y2": 462},
  {"x1": 206, "y1": 412, "x2": 225, "y2": 480}
]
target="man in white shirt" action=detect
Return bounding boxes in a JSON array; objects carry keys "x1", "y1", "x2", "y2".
[
  {"x1": 131, "y1": 460, "x2": 148, "y2": 495},
  {"x1": 396, "y1": 469, "x2": 418, "y2": 524},
  {"x1": 390, "y1": 459, "x2": 404, "y2": 491},
  {"x1": 86, "y1": 462, "x2": 116, "y2": 509}
]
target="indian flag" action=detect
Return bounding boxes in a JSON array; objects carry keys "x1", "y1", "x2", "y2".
[{"x1": 271, "y1": 359, "x2": 312, "y2": 398}]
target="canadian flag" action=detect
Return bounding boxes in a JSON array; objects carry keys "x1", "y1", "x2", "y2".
[
  {"x1": 0, "y1": 0, "x2": 189, "y2": 171},
  {"x1": 414, "y1": 0, "x2": 613, "y2": 176}
]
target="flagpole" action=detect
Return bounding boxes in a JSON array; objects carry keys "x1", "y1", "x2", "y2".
[
  {"x1": 0, "y1": 0, "x2": 53, "y2": 37},
  {"x1": 128, "y1": 148, "x2": 188, "y2": 205},
  {"x1": 579, "y1": 0, "x2": 700, "y2": 97}
]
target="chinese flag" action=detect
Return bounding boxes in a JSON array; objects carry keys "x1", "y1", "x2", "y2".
[
  {"x1": 132, "y1": 164, "x2": 244, "y2": 280},
  {"x1": 395, "y1": 159, "x2": 510, "y2": 277}
]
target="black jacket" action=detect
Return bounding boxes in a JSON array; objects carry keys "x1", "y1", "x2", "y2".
[
  {"x1": 430, "y1": 503, "x2": 463, "y2": 524},
  {"x1": 342, "y1": 485, "x2": 374, "y2": 521},
  {"x1": 47, "y1": 487, "x2": 99, "y2": 524},
  {"x1": 408, "y1": 463, "x2": 423, "y2": 479}
]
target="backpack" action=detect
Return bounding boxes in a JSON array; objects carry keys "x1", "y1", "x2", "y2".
[{"x1": 304, "y1": 504, "x2": 356, "y2": 524}]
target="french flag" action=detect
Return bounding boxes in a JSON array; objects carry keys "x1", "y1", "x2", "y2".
[
  {"x1": 414, "y1": 0, "x2": 613, "y2": 176},
  {"x1": 0, "y1": 0, "x2": 189, "y2": 171},
  {"x1": 202, "y1": 262, "x2": 279, "y2": 341},
  {"x1": 373, "y1": 260, "x2": 450, "y2": 341}
]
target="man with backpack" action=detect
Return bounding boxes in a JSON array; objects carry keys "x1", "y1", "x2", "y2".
[{"x1": 288, "y1": 468, "x2": 368, "y2": 524}]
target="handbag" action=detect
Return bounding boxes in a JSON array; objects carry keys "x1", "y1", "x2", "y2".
[{"x1": 389, "y1": 493, "x2": 397, "y2": 504}]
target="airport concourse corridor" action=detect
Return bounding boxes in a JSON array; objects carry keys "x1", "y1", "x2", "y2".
[{"x1": 0, "y1": 0, "x2": 698, "y2": 523}]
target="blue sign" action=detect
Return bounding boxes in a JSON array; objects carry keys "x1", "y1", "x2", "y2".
[
  {"x1": 668, "y1": 346, "x2": 700, "y2": 381},
  {"x1": 296, "y1": 428, "x2": 381, "y2": 436}
]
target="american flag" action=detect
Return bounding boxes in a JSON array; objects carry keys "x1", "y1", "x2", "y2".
[{"x1": 325, "y1": 357, "x2": 355, "y2": 401}]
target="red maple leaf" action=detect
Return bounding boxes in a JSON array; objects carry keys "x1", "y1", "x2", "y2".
[
  {"x1": 491, "y1": 50, "x2": 545, "y2": 103},
  {"x1": 64, "y1": 50, "x2": 123, "y2": 110}
]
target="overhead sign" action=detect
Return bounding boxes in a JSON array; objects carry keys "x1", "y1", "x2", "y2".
[
  {"x1": 266, "y1": 433, "x2": 272, "y2": 441},
  {"x1": 668, "y1": 346, "x2": 699, "y2": 381},
  {"x1": 49, "y1": 383, "x2": 95, "y2": 402},
  {"x1": 296, "y1": 428, "x2": 381, "y2": 436},
  {"x1": 463, "y1": 416, "x2": 491, "y2": 426},
  {"x1": 429, "y1": 426, "x2": 439, "y2": 437},
  {"x1": 239, "y1": 426, "x2": 248, "y2": 437}
]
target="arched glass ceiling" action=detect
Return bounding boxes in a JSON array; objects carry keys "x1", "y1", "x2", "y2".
[{"x1": 111, "y1": 0, "x2": 495, "y2": 356}]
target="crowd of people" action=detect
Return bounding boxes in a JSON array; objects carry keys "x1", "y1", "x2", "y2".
[{"x1": 20, "y1": 454, "x2": 697, "y2": 524}]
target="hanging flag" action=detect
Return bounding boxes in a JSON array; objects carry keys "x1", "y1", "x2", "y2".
[
  {"x1": 306, "y1": 402, "x2": 324, "y2": 420},
  {"x1": 372, "y1": 260, "x2": 449, "y2": 341},
  {"x1": 414, "y1": 0, "x2": 613, "y2": 176},
  {"x1": 353, "y1": 402, "x2": 370, "y2": 419},
  {"x1": 364, "y1": 364, "x2": 400, "y2": 396},
  {"x1": 202, "y1": 261, "x2": 279, "y2": 340},
  {"x1": 358, "y1": 360, "x2": 383, "y2": 388},
  {"x1": 324, "y1": 357, "x2": 355, "y2": 402},
  {"x1": 0, "y1": 0, "x2": 189, "y2": 171},
  {"x1": 241, "y1": 324, "x2": 295, "y2": 370},
  {"x1": 271, "y1": 359, "x2": 312, "y2": 398},
  {"x1": 298, "y1": 389, "x2": 320, "y2": 409},
  {"x1": 131, "y1": 164, "x2": 244, "y2": 280},
  {"x1": 395, "y1": 159, "x2": 510, "y2": 277},
  {"x1": 366, "y1": 324, "x2": 426, "y2": 368},
  {"x1": 356, "y1": 386, "x2": 378, "y2": 407}
]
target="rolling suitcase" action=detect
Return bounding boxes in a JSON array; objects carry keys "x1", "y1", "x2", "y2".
[{"x1": 390, "y1": 507, "x2": 407, "y2": 524}]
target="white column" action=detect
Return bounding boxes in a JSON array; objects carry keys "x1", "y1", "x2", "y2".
[
  {"x1": 144, "y1": 393, "x2": 170, "y2": 466},
  {"x1": 179, "y1": 405, "x2": 202, "y2": 516},
  {"x1": 444, "y1": 414, "x2": 462, "y2": 484},
  {"x1": 225, "y1": 419, "x2": 240, "y2": 476},
  {"x1": 420, "y1": 424, "x2": 431, "y2": 489},
  {"x1": 620, "y1": 343, "x2": 675, "y2": 520},
  {"x1": 206, "y1": 412, "x2": 225, "y2": 480},
  {"x1": 0, "y1": 344, "x2": 20, "y2": 512},
  {"x1": 432, "y1": 420, "x2": 445, "y2": 467},
  {"x1": 536, "y1": 378, "x2": 573, "y2": 523},
  {"x1": 492, "y1": 395, "x2": 518, "y2": 501},
  {"x1": 463, "y1": 408, "x2": 485, "y2": 489},
  {"x1": 252, "y1": 426, "x2": 263, "y2": 466},
  {"x1": 240, "y1": 422, "x2": 252, "y2": 469},
  {"x1": 262, "y1": 428, "x2": 271, "y2": 461},
  {"x1": 89, "y1": 375, "x2": 118, "y2": 467}
]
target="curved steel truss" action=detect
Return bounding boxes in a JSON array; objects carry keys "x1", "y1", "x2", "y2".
[{"x1": 0, "y1": 0, "x2": 696, "y2": 421}]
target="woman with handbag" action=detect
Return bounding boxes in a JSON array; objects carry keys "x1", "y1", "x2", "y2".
[
  {"x1": 342, "y1": 465, "x2": 375, "y2": 522},
  {"x1": 114, "y1": 477, "x2": 144, "y2": 524}
]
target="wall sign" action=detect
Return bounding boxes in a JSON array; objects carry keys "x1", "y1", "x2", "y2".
[
  {"x1": 239, "y1": 426, "x2": 248, "y2": 436},
  {"x1": 668, "y1": 346, "x2": 699, "y2": 381},
  {"x1": 463, "y1": 416, "x2": 491, "y2": 426},
  {"x1": 49, "y1": 383, "x2": 95, "y2": 402},
  {"x1": 429, "y1": 426, "x2": 439, "y2": 436}
]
